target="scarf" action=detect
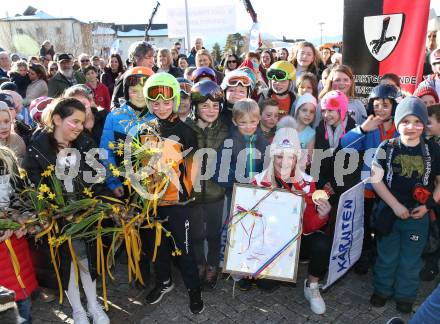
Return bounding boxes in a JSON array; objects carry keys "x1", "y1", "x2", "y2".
[{"x1": 325, "y1": 118, "x2": 348, "y2": 149}]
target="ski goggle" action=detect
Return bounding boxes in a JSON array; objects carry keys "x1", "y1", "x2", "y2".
[
  {"x1": 126, "y1": 75, "x2": 149, "y2": 87},
  {"x1": 225, "y1": 76, "x2": 252, "y2": 88},
  {"x1": 179, "y1": 82, "x2": 192, "y2": 96},
  {"x1": 267, "y1": 69, "x2": 288, "y2": 81},
  {"x1": 191, "y1": 88, "x2": 223, "y2": 103},
  {"x1": 145, "y1": 85, "x2": 176, "y2": 101}
]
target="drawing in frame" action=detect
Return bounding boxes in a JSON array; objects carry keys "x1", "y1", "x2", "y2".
[{"x1": 223, "y1": 183, "x2": 304, "y2": 282}]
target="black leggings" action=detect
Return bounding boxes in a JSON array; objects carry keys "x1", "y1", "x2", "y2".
[
  {"x1": 300, "y1": 231, "x2": 332, "y2": 279},
  {"x1": 143, "y1": 205, "x2": 200, "y2": 290}
]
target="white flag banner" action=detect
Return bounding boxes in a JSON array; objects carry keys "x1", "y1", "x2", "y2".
[
  {"x1": 167, "y1": 5, "x2": 236, "y2": 38},
  {"x1": 323, "y1": 181, "x2": 365, "y2": 289},
  {"x1": 249, "y1": 23, "x2": 261, "y2": 52}
]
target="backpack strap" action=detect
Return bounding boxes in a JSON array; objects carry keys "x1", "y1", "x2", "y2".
[{"x1": 385, "y1": 138, "x2": 397, "y2": 187}]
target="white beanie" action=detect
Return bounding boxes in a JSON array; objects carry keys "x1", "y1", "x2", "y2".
[
  {"x1": 270, "y1": 116, "x2": 301, "y2": 158},
  {"x1": 294, "y1": 92, "x2": 317, "y2": 112}
]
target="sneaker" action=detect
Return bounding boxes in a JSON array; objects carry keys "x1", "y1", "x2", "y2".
[
  {"x1": 370, "y1": 293, "x2": 388, "y2": 307},
  {"x1": 303, "y1": 279, "x2": 326, "y2": 315},
  {"x1": 237, "y1": 278, "x2": 253, "y2": 291},
  {"x1": 396, "y1": 301, "x2": 413, "y2": 314},
  {"x1": 419, "y1": 262, "x2": 439, "y2": 282},
  {"x1": 205, "y1": 265, "x2": 218, "y2": 289},
  {"x1": 88, "y1": 303, "x2": 109, "y2": 324},
  {"x1": 386, "y1": 317, "x2": 405, "y2": 324},
  {"x1": 188, "y1": 288, "x2": 204, "y2": 314},
  {"x1": 145, "y1": 279, "x2": 175, "y2": 305},
  {"x1": 39, "y1": 287, "x2": 56, "y2": 303},
  {"x1": 72, "y1": 309, "x2": 90, "y2": 324}
]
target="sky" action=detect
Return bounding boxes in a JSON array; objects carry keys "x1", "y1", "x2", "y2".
[{"x1": 3, "y1": 0, "x2": 440, "y2": 46}]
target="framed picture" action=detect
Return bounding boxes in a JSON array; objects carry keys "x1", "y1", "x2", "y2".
[{"x1": 223, "y1": 183, "x2": 304, "y2": 282}]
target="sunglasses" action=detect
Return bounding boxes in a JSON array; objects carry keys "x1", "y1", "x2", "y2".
[
  {"x1": 225, "y1": 76, "x2": 251, "y2": 88},
  {"x1": 179, "y1": 83, "x2": 192, "y2": 96},
  {"x1": 126, "y1": 75, "x2": 148, "y2": 87},
  {"x1": 146, "y1": 85, "x2": 175, "y2": 101},
  {"x1": 81, "y1": 59, "x2": 90, "y2": 63},
  {"x1": 267, "y1": 69, "x2": 288, "y2": 81},
  {"x1": 227, "y1": 60, "x2": 237, "y2": 64}
]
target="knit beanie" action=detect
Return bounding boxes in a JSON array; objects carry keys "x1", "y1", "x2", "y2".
[
  {"x1": 394, "y1": 96, "x2": 428, "y2": 129},
  {"x1": 413, "y1": 86, "x2": 439, "y2": 104},
  {"x1": 270, "y1": 116, "x2": 301, "y2": 158},
  {"x1": 294, "y1": 93, "x2": 317, "y2": 117}
]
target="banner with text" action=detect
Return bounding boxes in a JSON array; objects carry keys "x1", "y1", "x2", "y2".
[
  {"x1": 323, "y1": 181, "x2": 364, "y2": 289},
  {"x1": 167, "y1": 5, "x2": 237, "y2": 39},
  {"x1": 343, "y1": 0, "x2": 430, "y2": 98}
]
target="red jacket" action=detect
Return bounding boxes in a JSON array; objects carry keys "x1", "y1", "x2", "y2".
[
  {"x1": 86, "y1": 82, "x2": 111, "y2": 111},
  {"x1": 251, "y1": 169, "x2": 328, "y2": 234},
  {"x1": 0, "y1": 236, "x2": 38, "y2": 301}
]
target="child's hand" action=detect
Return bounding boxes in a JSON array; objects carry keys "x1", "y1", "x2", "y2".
[
  {"x1": 410, "y1": 205, "x2": 428, "y2": 219},
  {"x1": 0, "y1": 229, "x2": 13, "y2": 242},
  {"x1": 392, "y1": 203, "x2": 410, "y2": 219},
  {"x1": 360, "y1": 115, "x2": 383, "y2": 133},
  {"x1": 316, "y1": 199, "x2": 331, "y2": 218}
]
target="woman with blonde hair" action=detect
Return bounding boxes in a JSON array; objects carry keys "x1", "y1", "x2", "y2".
[
  {"x1": 153, "y1": 48, "x2": 182, "y2": 78},
  {"x1": 319, "y1": 64, "x2": 367, "y2": 125},
  {"x1": 195, "y1": 49, "x2": 224, "y2": 85}
]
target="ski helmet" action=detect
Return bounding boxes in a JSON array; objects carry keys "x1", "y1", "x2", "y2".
[
  {"x1": 367, "y1": 84, "x2": 399, "y2": 115},
  {"x1": 192, "y1": 67, "x2": 217, "y2": 83},
  {"x1": 143, "y1": 72, "x2": 181, "y2": 113},
  {"x1": 266, "y1": 61, "x2": 296, "y2": 82},
  {"x1": 191, "y1": 80, "x2": 224, "y2": 118},
  {"x1": 123, "y1": 66, "x2": 155, "y2": 100}
]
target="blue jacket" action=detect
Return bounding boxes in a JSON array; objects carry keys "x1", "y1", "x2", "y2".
[
  {"x1": 100, "y1": 103, "x2": 155, "y2": 191},
  {"x1": 214, "y1": 126, "x2": 269, "y2": 193},
  {"x1": 340, "y1": 125, "x2": 399, "y2": 189}
]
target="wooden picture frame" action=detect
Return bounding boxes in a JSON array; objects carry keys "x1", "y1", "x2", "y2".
[{"x1": 223, "y1": 183, "x2": 304, "y2": 282}]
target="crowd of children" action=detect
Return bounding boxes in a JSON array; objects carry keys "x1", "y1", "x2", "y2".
[{"x1": 1, "y1": 41, "x2": 440, "y2": 324}]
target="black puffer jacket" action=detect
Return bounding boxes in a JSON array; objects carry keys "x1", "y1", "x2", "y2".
[{"x1": 22, "y1": 131, "x2": 108, "y2": 287}]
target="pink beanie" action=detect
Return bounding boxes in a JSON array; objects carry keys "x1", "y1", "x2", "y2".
[{"x1": 321, "y1": 90, "x2": 349, "y2": 121}]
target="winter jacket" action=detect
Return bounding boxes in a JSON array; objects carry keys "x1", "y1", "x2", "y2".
[
  {"x1": 48, "y1": 72, "x2": 76, "y2": 98},
  {"x1": 314, "y1": 115, "x2": 358, "y2": 203},
  {"x1": 74, "y1": 69, "x2": 86, "y2": 84},
  {"x1": 0, "y1": 236, "x2": 38, "y2": 301},
  {"x1": 340, "y1": 124, "x2": 398, "y2": 190},
  {"x1": 347, "y1": 99, "x2": 368, "y2": 125},
  {"x1": 101, "y1": 68, "x2": 121, "y2": 96},
  {"x1": 39, "y1": 46, "x2": 55, "y2": 59},
  {"x1": 86, "y1": 81, "x2": 111, "y2": 111},
  {"x1": 100, "y1": 103, "x2": 155, "y2": 191},
  {"x1": 186, "y1": 118, "x2": 229, "y2": 202},
  {"x1": 251, "y1": 169, "x2": 328, "y2": 234},
  {"x1": 9, "y1": 72, "x2": 30, "y2": 98},
  {"x1": 215, "y1": 126, "x2": 269, "y2": 193},
  {"x1": 23, "y1": 79, "x2": 48, "y2": 106},
  {"x1": 22, "y1": 131, "x2": 106, "y2": 287}
]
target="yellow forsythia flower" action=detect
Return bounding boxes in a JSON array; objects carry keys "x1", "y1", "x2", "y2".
[
  {"x1": 111, "y1": 205, "x2": 120, "y2": 214},
  {"x1": 108, "y1": 142, "x2": 115, "y2": 150},
  {"x1": 38, "y1": 184, "x2": 50, "y2": 193},
  {"x1": 116, "y1": 149, "x2": 123, "y2": 156},
  {"x1": 47, "y1": 165, "x2": 55, "y2": 172},
  {"x1": 123, "y1": 178, "x2": 131, "y2": 187},
  {"x1": 118, "y1": 142, "x2": 124, "y2": 149},
  {"x1": 48, "y1": 192, "x2": 56, "y2": 200},
  {"x1": 112, "y1": 169, "x2": 121, "y2": 177},
  {"x1": 37, "y1": 193, "x2": 45, "y2": 200},
  {"x1": 83, "y1": 188, "x2": 93, "y2": 198},
  {"x1": 171, "y1": 251, "x2": 176, "y2": 256},
  {"x1": 165, "y1": 231, "x2": 171, "y2": 237}
]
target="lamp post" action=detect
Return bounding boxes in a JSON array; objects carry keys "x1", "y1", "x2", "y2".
[{"x1": 318, "y1": 22, "x2": 325, "y2": 45}]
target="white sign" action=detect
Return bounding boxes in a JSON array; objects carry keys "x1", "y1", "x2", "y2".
[
  {"x1": 223, "y1": 184, "x2": 304, "y2": 282},
  {"x1": 167, "y1": 5, "x2": 236, "y2": 38},
  {"x1": 323, "y1": 181, "x2": 365, "y2": 289}
]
